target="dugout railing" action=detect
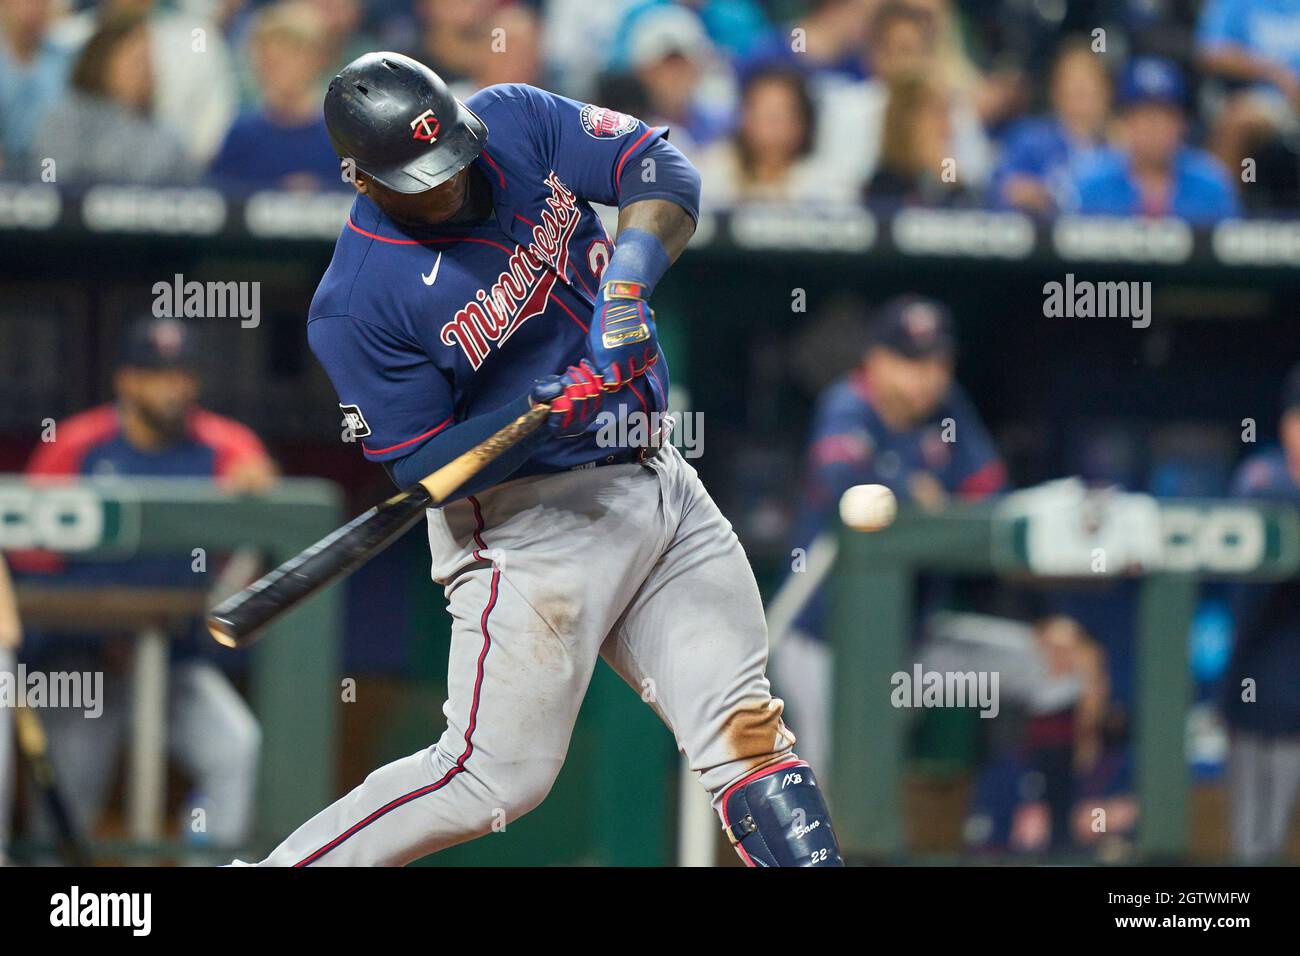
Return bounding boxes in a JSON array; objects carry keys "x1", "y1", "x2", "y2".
[
  {"x1": 0, "y1": 476, "x2": 344, "y2": 858},
  {"x1": 826, "y1": 495, "x2": 1300, "y2": 860}
]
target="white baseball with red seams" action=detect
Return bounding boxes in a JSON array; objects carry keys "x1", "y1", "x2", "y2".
[{"x1": 839, "y1": 483, "x2": 898, "y2": 533}]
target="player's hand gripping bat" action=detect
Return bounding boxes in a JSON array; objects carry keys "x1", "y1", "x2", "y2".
[{"x1": 208, "y1": 403, "x2": 549, "y2": 649}]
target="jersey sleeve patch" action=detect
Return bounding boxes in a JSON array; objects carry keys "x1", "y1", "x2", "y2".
[
  {"x1": 579, "y1": 104, "x2": 639, "y2": 139},
  {"x1": 340, "y1": 403, "x2": 372, "y2": 439}
]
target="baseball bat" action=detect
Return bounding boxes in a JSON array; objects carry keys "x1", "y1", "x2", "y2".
[
  {"x1": 208, "y1": 403, "x2": 549, "y2": 649},
  {"x1": 14, "y1": 703, "x2": 89, "y2": 865}
]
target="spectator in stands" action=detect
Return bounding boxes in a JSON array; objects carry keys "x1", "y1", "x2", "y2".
[
  {"x1": 1072, "y1": 57, "x2": 1240, "y2": 223},
  {"x1": 991, "y1": 38, "x2": 1112, "y2": 215},
  {"x1": 907, "y1": 0, "x2": 1025, "y2": 130},
  {"x1": 865, "y1": 72, "x2": 978, "y2": 206},
  {"x1": 815, "y1": 1, "x2": 992, "y2": 196},
  {"x1": 0, "y1": 0, "x2": 74, "y2": 177},
  {"x1": 53, "y1": 1, "x2": 239, "y2": 168},
  {"x1": 18, "y1": 316, "x2": 274, "y2": 852},
  {"x1": 0, "y1": 553, "x2": 19, "y2": 865},
  {"x1": 612, "y1": 0, "x2": 775, "y2": 65},
  {"x1": 1196, "y1": 0, "x2": 1300, "y2": 210},
  {"x1": 29, "y1": 14, "x2": 196, "y2": 184},
  {"x1": 303, "y1": 0, "x2": 374, "y2": 73},
  {"x1": 209, "y1": 2, "x2": 341, "y2": 192},
  {"x1": 1222, "y1": 361, "x2": 1300, "y2": 863},
  {"x1": 542, "y1": 0, "x2": 631, "y2": 100},
  {"x1": 464, "y1": 2, "x2": 541, "y2": 92},
  {"x1": 408, "y1": 0, "x2": 492, "y2": 89},
  {"x1": 617, "y1": 3, "x2": 734, "y2": 156},
  {"x1": 771, "y1": 296, "x2": 1008, "y2": 774},
  {"x1": 740, "y1": 0, "x2": 872, "y2": 86},
  {"x1": 694, "y1": 66, "x2": 850, "y2": 204}
]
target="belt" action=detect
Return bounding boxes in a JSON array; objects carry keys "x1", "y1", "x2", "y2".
[{"x1": 598, "y1": 437, "x2": 665, "y2": 468}]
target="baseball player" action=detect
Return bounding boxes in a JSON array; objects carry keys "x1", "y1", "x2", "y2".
[
  {"x1": 18, "y1": 317, "x2": 271, "y2": 851},
  {"x1": 772, "y1": 297, "x2": 1007, "y2": 775},
  {"x1": 249, "y1": 53, "x2": 842, "y2": 867}
]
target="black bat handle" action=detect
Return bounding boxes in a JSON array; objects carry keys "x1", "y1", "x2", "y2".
[{"x1": 208, "y1": 484, "x2": 433, "y2": 647}]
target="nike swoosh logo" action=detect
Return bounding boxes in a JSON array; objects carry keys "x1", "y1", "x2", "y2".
[{"x1": 422, "y1": 252, "x2": 442, "y2": 286}]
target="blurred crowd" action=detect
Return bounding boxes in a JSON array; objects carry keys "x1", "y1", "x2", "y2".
[{"x1": 2, "y1": 0, "x2": 1300, "y2": 218}]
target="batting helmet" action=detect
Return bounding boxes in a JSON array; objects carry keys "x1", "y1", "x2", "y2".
[{"x1": 324, "y1": 52, "x2": 488, "y2": 194}]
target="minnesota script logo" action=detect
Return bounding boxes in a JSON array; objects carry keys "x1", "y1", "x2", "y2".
[{"x1": 440, "y1": 172, "x2": 581, "y2": 369}]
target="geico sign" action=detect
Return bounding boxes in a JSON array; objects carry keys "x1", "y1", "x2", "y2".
[
  {"x1": 0, "y1": 485, "x2": 104, "y2": 551},
  {"x1": 1160, "y1": 506, "x2": 1265, "y2": 573}
]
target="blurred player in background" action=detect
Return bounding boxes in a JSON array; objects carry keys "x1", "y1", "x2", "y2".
[
  {"x1": 0, "y1": 553, "x2": 20, "y2": 865},
  {"x1": 1222, "y1": 361, "x2": 1300, "y2": 862},
  {"x1": 16, "y1": 316, "x2": 274, "y2": 853},
  {"x1": 917, "y1": 612, "x2": 1110, "y2": 853},
  {"x1": 772, "y1": 295, "x2": 1007, "y2": 774}
]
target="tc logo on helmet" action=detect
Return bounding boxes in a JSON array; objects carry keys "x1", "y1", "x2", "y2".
[{"x1": 409, "y1": 109, "x2": 441, "y2": 143}]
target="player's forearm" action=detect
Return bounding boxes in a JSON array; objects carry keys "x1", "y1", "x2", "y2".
[
  {"x1": 386, "y1": 396, "x2": 548, "y2": 495},
  {"x1": 606, "y1": 138, "x2": 701, "y2": 286},
  {"x1": 615, "y1": 199, "x2": 697, "y2": 266}
]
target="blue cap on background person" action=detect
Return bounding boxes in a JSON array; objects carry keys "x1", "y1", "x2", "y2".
[
  {"x1": 1119, "y1": 56, "x2": 1185, "y2": 109},
  {"x1": 869, "y1": 295, "x2": 956, "y2": 359},
  {"x1": 119, "y1": 316, "x2": 198, "y2": 370}
]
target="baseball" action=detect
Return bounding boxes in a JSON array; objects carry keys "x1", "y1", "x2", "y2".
[{"x1": 839, "y1": 484, "x2": 897, "y2": 532}]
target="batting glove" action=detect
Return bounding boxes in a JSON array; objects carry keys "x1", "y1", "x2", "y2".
[
  {"x1": 531, "y1": 361, "x2": 604, "y2": 437},
  {"x1": 589, "y1": 280, "x2": 658, "y2": 391}
]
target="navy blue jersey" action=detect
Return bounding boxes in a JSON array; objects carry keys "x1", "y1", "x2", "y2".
[{"x1": 309, "y1": 84, "x2": 674, "y2": 477}]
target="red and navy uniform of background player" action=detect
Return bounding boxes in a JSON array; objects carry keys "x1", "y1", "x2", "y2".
[
  {"x1": 308, "y1": 84, "x2": 680, "y2": 478},
  {"x1": 789, "y1": 370, "x2": 1007, "y2": 639},
  {"x1": 16, "y1": 405, "x2": 270, "y2": 651},
  {"x1": 26, "y1": 404, "x2": 269, "y2": 491}
]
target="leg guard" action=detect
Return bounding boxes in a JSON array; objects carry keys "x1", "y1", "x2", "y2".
[{"x1": 721, "y1": 758, "x2": 843, "y2": 867}]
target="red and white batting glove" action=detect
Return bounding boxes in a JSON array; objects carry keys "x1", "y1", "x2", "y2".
[{"x1": 530, "y1": 360, "x2": 604, "y2": 437}]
